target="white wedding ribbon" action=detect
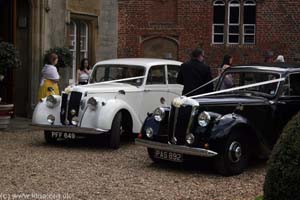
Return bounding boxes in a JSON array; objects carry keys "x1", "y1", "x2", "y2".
[
  {"x1": 86, "y1": 75, "x2": 146, "y2": 86},
  {"x1": 189, "y1": 77, "x2": 285, "y2": 99},
  {"x1": 183, "y1": 76, "x2": 220, "y2": 96}
]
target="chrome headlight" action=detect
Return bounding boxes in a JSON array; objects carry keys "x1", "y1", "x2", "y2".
[
  {"x1": 186, "y1": 133, "x2": 195, "y2": 145},
  {"x1": 198, "y1": 111, "x2": 211, "y2": 127},
  {"x1": 46, "y1": 95, "x2": 58, "y2": 108},
  {"x1": 47, "y1": 114, "x2": 55, "y2": 124},
  {"x1": 145, "y1": 127, "x2": 154, "y2": 138},
  {"x1": 153, "y1": 107, "x2": 165, "y2": 122},
  {"x1": 87, "y1": 97, "x2": 98, "y2": 110},
  {"x1": 71, "y1": 117, "x2": 79, "y2": 126}
]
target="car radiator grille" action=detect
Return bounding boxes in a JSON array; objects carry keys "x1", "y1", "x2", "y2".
[
  {"x1": 168, "y1": 105, "x2": 193, "y2": 145},
  {"x1": 60, "y1": 93, "x2": 68, "y2": 125},
  {"x1": 60, "y1": 91, "x2": 82, "y2": 125}
]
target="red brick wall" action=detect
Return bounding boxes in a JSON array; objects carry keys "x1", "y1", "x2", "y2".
[{"x1": 118, "y1": 0, "x2": 300, "y2": 76}]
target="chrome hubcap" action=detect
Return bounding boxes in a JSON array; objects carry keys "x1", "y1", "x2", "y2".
[{"x1": 228, "y1": 141, "x2": 242, "y2": 163}]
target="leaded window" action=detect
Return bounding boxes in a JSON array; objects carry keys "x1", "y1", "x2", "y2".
[
  {"x1": 212, "y1": 0, "x2": 256, "y2": 45},
  {"x1": 213, "y1": 0, "x2": 225, "y2": 44}
]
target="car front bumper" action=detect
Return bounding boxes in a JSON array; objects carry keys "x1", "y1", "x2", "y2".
[
  {"x1": 135, "y1": 138, "x2": 218, "y2": 157},
  {"x1": 31, "y1": 123, "x2": 109, "y2": 135}
]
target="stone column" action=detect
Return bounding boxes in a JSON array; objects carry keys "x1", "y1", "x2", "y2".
[
  {"x1": 97, "y1": 0, "x2": 118, "y2": 60},
  {"x1": 28, "y1": 0, "x2": 44, "y2": 114}
]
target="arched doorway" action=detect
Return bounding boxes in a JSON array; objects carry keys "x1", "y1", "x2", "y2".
[{"x1": 142, "y1": 37, "x2": 178, "y2": 60}]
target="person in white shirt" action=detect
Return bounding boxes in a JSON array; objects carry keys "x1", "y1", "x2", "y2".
[{"x1": 77, "y1": 58, "x2": 91, "y2": 85}]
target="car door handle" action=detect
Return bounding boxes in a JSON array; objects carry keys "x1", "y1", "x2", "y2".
[{"x1": 144, "y1": 89, "x2": 150, "y2": 92}]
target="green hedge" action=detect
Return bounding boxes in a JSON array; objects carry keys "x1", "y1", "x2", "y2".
[{"x1": 263, "y1": 113, "x2": 300, "y2": 200}]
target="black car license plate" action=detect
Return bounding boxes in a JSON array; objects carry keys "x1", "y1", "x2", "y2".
[
  {"x1": 51, "y1": 131, "x2": 76, "y2": 139},
  {"x1": 154, "y1": 149, "x2": 183, "y2": 162}
]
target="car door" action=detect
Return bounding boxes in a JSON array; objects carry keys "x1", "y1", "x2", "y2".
[
  {"x1": 139, "y1": 65, "x2": 168, "y2": 122},
  {"x1": 166, "y1": 65, "x2": 183, "y2": 104},
  {"x1": 273, "y1": 73, "x2": 300, "y2": 143}
]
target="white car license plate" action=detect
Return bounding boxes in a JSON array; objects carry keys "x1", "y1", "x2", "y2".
[
  {"x1": 154, "y1": 149, "x2": 183, "y2": 162},
  {"x1": 51, "y1": 131, "x2": 76, "y2": 139}
]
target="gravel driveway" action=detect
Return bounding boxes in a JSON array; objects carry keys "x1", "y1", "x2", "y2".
[{"x1": 0, "y1": 130, "x2": 266, "y2": 200}]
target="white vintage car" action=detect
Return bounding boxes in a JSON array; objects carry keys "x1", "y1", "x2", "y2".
[{"x1": 32, "y1": 58, "x2": 183, "y2": 148}]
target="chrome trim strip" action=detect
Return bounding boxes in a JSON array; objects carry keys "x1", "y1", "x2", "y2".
[
  {"x1": 65, "y1": 93, "x2": 70, "y2": 124},
  {"x1": 172, "y1": 108, "x2": 179, "y2": 143},
  {"x1": 30, "y1": 123, "x2": 109, "y2": 135},
  {"x1": 135, "y1": 138, "x2": 218, "y2": 157},
  {"x1": 186, "y1": 106, "x2": 197, "y2": 136},
  {"x1": 86, "y1": 75, "x2": 146, "y2": 86}
]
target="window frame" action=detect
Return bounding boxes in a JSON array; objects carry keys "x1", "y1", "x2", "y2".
[
  {"x1": 227, "y1": 0, "x2": 241, "y2": 44},
  {"x1": 212, "y1": 0, "x2": 256, "y2": 45},
  {"x1": 79, "y1": 21, "x2": 89, "y2": 59},
  {"x1": 69, "y1": 21, "x2": 77, "y2": 80},
  {"x1": 146, "y1": 65, "x2": 166, "y2": 85},
  {"x1": 167, "y1": 65, "x2": 180, "y2": 84},
  {"x1": 243, "y1": 0, "x2": 256, "y2": 44},
  {"x1": 243, "y1": 24, "x2": 256, "y2": 44},
  {"x1": 67, "y1": 14, "x2": 97, "y2": 82},
  {"x1": 212, "y1": 0, "x2": 225, "y2": 44}
]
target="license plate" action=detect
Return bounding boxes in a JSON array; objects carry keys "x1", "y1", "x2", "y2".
[
  {"x1": 154, "y1": 149, "x2": 183, "y2": 162},
  {"x1": 51, "y1": 131, "x2": 76, "y2": 139}
]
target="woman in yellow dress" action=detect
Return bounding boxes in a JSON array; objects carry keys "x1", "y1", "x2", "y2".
[{"x1": 37, "y1": 53, "x2": 60, "y2": 100}]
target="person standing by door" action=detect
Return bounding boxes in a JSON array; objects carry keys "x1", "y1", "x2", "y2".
[
  {"x1": 177, "y1": 48, "x2": 213, "y2": 96},
  {"x1": 77, "y1": 58, "x2": 91, "y2": 85},
  {"x1": 37, "y1": 53, "x2": 60, "y2": 100},
  {"x1": 220, "y1": 54, "x2": 234, "y2": 89}
]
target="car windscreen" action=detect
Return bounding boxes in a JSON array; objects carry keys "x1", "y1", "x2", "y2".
[
  {"x1": 218, "y1": 71, "x2": 281, "y2": 96},
  {"x1": 90, "y1": 64, "x2": 145, "y2": 86}
]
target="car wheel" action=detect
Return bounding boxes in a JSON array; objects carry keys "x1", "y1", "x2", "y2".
[
  {"x1": 44, "y1": 130, "x2": 58, "y2": 144},
  {"x1": 213, "y1": 131, "x2": 248, "y2": 176},
  {"x1": 147, "y1": 148, "x2": 161, "y2": 163},
  {"x1": 109, "y1": 112, "x2": 122, "y2": 149}
]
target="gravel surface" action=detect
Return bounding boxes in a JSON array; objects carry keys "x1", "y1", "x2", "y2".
[{"x1": 0, "y1": 130, "x2": 266, "y2": 200}]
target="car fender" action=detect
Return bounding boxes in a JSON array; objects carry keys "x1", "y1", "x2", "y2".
[
  {"x1": 32, "y1": 95, "x2": 62, "y2": 125},
  {"x1": 210, "y1": 113, "x2": 249, "y2": 140},
  {"x1": 141, "y1": 107, "x2": 170, "y2": 136},
  {"x1": 80, "y1": 98, "x2": 142, "y2": 133}
]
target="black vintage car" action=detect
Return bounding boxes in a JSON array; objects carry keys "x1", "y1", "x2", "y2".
[{"x1": 135, "y1": 64, "x2": 300, "y2": 175}]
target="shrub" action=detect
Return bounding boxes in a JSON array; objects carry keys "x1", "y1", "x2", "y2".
[
  {"x1": 263, "y1": 113, "x2": 300, "y2": 200},
  {"x1": 0, "y1": 42, "x2": 21, "y2": 74},
  {"x1": 45, "y1": 47, "x2": 72, "y2": 68}
]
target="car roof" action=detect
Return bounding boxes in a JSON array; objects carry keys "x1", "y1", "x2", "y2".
[
  {"x1": 94, "y1": 58, "x2": 182, "y2": 69},
  {"x1": 229, "y1": 63, "x2": 300, "y2": 73}
]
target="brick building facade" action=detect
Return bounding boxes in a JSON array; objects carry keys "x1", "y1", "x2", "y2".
[{"x1": 118, "y1": 0, "x2": 300, "y2": 75}]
